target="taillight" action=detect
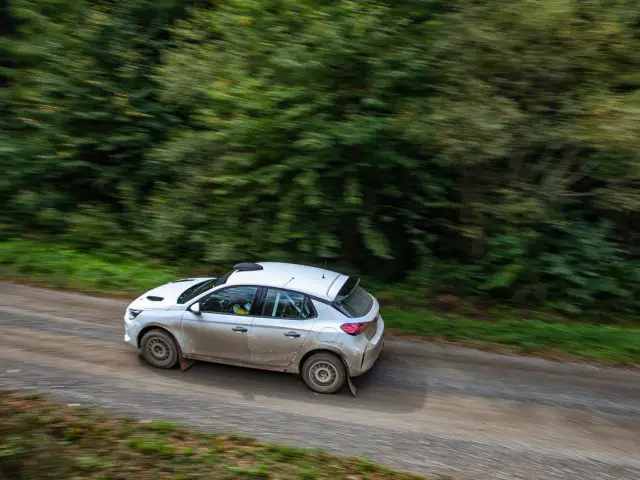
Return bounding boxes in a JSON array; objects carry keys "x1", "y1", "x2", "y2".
[{"x1": 340, "y1": 322, "x2": 371, "y2": 336}]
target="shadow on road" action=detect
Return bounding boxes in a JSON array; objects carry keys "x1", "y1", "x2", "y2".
[{"x1": 134, "y1": 350, "x2": 428, "y2": 414}]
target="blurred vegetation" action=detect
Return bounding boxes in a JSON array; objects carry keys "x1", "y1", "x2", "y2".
[
  {"x1": 385, "y1": 307, "x2": 640, "y2": 364},
  {"x1": 2, "y1": 0, "x2": 640, "y2": 319},
  {"x1": 0, "y1": 239, "x2": 178, "y2": 294},
  {"x1": 2, "y1": 239, "x2": 639, "y2": 363},
  {"x1": 0, "y1": 390, "x2": 427, "y2": 479}
]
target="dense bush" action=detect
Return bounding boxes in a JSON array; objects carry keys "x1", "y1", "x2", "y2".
[{"x1": 1, "y1": 0, "x2": 639, "y2": 316}]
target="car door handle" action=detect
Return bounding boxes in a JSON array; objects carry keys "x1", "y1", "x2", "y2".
[
  {"x1": 232, "y1": 326, "x2": 248, "y2": 333},
  {"x1": 284, "y1": 331, "x2": 301, "y2": 338}
]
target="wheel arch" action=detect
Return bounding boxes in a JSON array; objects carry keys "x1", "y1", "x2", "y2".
[
  {"x1": 137, "y1": 324, "x2": 181, "y2": 352},
  {"x1": 298, "y1": 348, "x2": 352, "y2": 377}
]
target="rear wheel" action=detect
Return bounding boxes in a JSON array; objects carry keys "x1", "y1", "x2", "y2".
[
  {"x1": 141, "y1": 329, "x2": 179, "y2": 369},
  {"x1": 301, "y1": 352, "x2": 346, "y2": 394}
]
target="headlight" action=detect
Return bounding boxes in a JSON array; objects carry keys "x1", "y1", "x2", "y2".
[{"x1": 128, "y1": 309, "x2": 143, "y2": 320}]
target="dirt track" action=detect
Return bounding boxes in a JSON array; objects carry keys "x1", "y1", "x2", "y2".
[{"x1": 1, "y1": 282, "x2": 639, "y2": 479}]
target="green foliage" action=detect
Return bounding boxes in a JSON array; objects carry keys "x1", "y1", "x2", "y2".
[
  {"x1": 1, "y1": 0, "x2": 640, "y2": 316},
  {"x1": 151, "y1": 0, "x2": 445, "y2": 271},
  {"x1": 1, "y1": 0, "x2": 191, "y2": 229},
  {"x1": 65, "y1": 204, "x2": 125, "y2": 253},
  {"x1": 385, "y1": 307, "x2": 640, "y2": 364},
  {"x1": 473, "y1": 220, "x2": 638, "y2": 314},
  {"x1": 0, "y1": 239, "x2": 178, "y2": 294}
]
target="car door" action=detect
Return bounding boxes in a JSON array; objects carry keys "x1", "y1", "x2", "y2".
[
  {"x1": 250, "y1": 287, "x2": 318, "y2": 367},
  {"x1": 181, "y1": 285, "x2": 258, "y2": 363}
]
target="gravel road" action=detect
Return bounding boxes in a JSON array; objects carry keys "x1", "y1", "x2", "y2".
[{"x1": 1, "y1": 282, "x2": 639, "y2": 479}]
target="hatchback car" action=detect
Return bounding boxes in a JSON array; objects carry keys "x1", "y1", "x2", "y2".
[{"x1": 123, "y1": 262, "x2": 385, "y2": 394}]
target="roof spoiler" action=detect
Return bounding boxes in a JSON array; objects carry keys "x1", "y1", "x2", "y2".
[{"x1": 233, "y1": 262, "x2": 264, "y2": 272}]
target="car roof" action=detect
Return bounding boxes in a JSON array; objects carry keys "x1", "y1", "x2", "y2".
[{"x1": 225, "y1": 262, "x2": 348, "y2": 301}]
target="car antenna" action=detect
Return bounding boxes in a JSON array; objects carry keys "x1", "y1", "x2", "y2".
[
  {"x1": 283, "y1": 276, "x2": 295, "y2": 289},
  {"x1": 321, "y1": 259, "x2": 327, "y2": 279}
]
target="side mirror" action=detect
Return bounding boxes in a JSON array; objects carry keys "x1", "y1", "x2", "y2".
[{"x1": 188, "y1": 302, "x2": 201, "y2": 315}]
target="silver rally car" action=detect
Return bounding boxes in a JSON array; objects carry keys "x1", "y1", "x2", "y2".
[{"x1": 124, "y1": 262, "x2": 385, "y2": 394}]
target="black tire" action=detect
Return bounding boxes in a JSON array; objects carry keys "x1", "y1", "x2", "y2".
[
  {"x1": 141, "y1": 329, "x2": 179, "y2": 369},
  {"x1": 301, "y1": 352, "x2": 347, "y2": 394}
]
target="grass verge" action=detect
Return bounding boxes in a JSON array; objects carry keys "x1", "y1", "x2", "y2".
[
  {"x1": 0, "y1": 239, "x2": 178, "y2": 296},
  {"x1": 385, "y1": 308, "x2": 640, "y2": 364},
  {"x1": 1, "y1": 239, "x2": 639, "y2": 365},
  {"x1": 0, "y1": 390, "x2": 426, "y2": 480}
]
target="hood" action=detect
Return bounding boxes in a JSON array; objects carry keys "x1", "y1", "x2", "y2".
[{"x1": 128, "y1": 277, "x2": 216, "y2": 310}]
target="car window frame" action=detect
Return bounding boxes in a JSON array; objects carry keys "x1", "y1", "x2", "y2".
[
  {"x1": 186, "y1": 283, "x2": 329, "y2": 318},
  {"x1": 255, "y1": 287, "x2": 318, "y2": 321},
  {"x1": 197, "y1": 284, "x2": 261, "y2": 317}
]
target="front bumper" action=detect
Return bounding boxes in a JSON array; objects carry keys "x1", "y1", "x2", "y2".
[{"x1": 123, "y1": 312, "x2": 142, "y2": 349}]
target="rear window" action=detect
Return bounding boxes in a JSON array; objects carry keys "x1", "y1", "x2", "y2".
[{"x1": 339, "y1": 285, "x2": 373, "y2": 318}]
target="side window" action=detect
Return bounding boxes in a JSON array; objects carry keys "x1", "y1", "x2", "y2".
[
  {"x1": 201, "y1": 286, "x2": 258, "y2": 316},
  {"x1": 261, "y1": 289, "x2": 315, "y2": 319}
]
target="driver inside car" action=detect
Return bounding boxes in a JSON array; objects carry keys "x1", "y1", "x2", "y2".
[{"x1": 232, "y1": 301, "x2": 252, "y2": 315}]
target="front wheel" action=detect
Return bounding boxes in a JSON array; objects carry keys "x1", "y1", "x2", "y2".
[
  {"x1": 141, "y1": 329, "x2": 179, "y2": 369},
  {"x1": 301, "y1": 352, "x2": 347, "y2": 394}
]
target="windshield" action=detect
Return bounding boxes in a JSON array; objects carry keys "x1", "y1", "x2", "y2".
[
  {"x1": 339, "y1": 285, "x2": 373, "y2": 318},
  {"x1": 176, "y1": 270, "x2": 234, "y2": 304},
  {"x1": 177, "y1": 279, "x2": 217, "y2": 304}
]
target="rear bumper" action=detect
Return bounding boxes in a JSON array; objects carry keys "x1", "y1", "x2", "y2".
[{"x1": 350, "y1": 319, "x2": 385, "y2": 377}]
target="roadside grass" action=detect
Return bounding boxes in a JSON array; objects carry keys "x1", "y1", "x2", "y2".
[
  {"x1": 1, "y1": 239, "x2": 639, "y2": 365},
  {"x1": 385, "y1": 308, "x2": 640, "y2": 364},
  {"x1": 0, "y1": 240, "x2": 178, "y2": 297},
  {"x1": 0, "y1": 390, "x2": 426, "y2": 480}
]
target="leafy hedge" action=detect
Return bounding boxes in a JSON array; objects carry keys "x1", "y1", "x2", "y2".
[{"x1": 2, "y1": 0, "x2": 640, "y2": 316}]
